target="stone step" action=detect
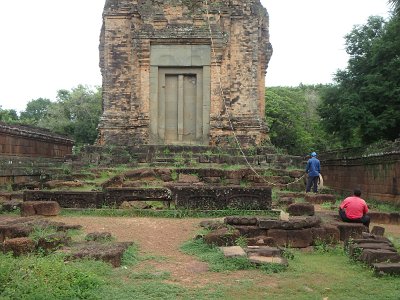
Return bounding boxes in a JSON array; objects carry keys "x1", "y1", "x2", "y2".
[{"x1": 373, "y1": 262, "x2": 400, "y2": 275}]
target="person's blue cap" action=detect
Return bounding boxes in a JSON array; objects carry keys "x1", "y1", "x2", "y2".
[{"x1": 311, "y1": 152, "x2": 317, "y2": 157}]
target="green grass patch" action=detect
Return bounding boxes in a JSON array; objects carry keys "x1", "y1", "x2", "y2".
[
  {"x1": 0, "y1": 252, "x2": 108, "y2": 300},
  {"x1": 180, "y1": 238, "x2": 287, "y2": 274}
]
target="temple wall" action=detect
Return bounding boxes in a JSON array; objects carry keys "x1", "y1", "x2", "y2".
[
  {"x1": 0, "y1": 123, "x2": 73, "y2": 158},
  {"x1": 321, "y1": 153, "x2": 400, "y2": 206}
]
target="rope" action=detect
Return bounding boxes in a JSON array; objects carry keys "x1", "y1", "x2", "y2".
[{"x1": 203, "y1": 0, "x2": 301, "y2": 188}]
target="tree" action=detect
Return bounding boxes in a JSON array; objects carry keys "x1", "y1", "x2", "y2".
[
  {"x1": 319, "y1": 15, "x2": 400, "y2": 145},
  {"x1": 0, "y1": 106, "x2": 19, "y2": 123},
  {"x1": 389, "y1": 0, "x2": 400, "y2": 15},
  {"x1": 38, "y1": 85, "x2": 102, "y2": 145},
  {"x1": 265, "y1": 85, "x2": 329, "y2": 155},
  {"x1": 19, "y1": 98, "x2": 51, "y2": 124}
]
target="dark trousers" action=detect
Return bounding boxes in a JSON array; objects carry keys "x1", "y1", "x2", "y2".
[
  {"x1": 339, "y1": 208, "x2": 370, "y2": 228},
  {"x1": 306, "y1": 175, "x2": 319, "y2": 193}
]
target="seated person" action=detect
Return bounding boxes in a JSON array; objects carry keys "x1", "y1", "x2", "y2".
[{"x1": 339, "y1": 189, "x2": 370, "y2": 228}]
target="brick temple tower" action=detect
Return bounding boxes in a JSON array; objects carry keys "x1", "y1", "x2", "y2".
[{"x1": 97, "y1": 0, "x2": 272, "y2": 147}]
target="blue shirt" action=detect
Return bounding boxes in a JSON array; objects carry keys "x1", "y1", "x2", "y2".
[{"x1": 306, "y1": 157, "x2": 320, "y2": 177}]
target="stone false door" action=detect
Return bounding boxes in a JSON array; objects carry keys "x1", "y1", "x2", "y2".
[
  {"x1": 150, "y1": 45, "x2": 211, "y2": 145},
  {"x1": 159, "y1": 68, "x2": 202, "y2": 143}
]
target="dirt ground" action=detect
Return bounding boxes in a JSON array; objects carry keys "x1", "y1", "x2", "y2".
[
  {"x1": 52, "y1": 215, "x2": 284, "y2": 287},
  {"x1": 51, "y1": 215, "x2": 400, "y2": 287}
]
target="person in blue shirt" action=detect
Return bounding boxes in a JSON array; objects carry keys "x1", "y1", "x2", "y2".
[{"x1": 305, "y1": 152, "x2": 320, "y2": 193}]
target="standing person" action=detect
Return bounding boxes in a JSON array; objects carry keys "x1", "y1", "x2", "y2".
[
  {"x1": 305, "y1": 152, "x2": 320, "y2": 193},
  {"x1": 339, "y1": 189, "x2": 370, "y2": 228}
]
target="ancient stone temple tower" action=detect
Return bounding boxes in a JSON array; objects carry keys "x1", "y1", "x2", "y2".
[{"x1": 97, "y1": 0, "x2": 272, "y2": 147}]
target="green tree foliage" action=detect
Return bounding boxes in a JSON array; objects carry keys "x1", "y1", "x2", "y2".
[
  {"x1": 319, "y1": 15, "x2": 400, "y2": 145},
  {"x1": 38, "y1": 85, "x2": 102, "y2": 145},
  {"x1": 389, "y1": 0, "x2": 400, "y2": 15},
  {"x1": 265, "y1": 85, "x2": 329, "y2": 155},
  {"x1": 0, "y1": 106, "x2": 18, "y2": 123},
  {"x1": 19, "y1": 98, "x2": 52, "y2": 124}
]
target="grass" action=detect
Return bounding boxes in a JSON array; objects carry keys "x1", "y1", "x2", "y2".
[
  {"x1": 1, "y1": 231, "x2": 399, "y2": 299},
  {"x1": 180, "y1": 238, "x2": 287, "y2": 274}
]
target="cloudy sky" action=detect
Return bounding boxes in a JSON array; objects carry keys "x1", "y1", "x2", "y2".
[{"x1": 0, "y1": 0, "x2": 391, "y2": 112}]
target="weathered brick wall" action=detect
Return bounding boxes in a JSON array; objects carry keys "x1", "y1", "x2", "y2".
[
  {"x1": 321, "y1": 153, "x2": 400, "y2": 205},
  {"x1": 0, "y1": 123, "x2": 73, "y2": 158},
  {"x1": 98, "y1": 0, "x2": 272, "y2": 147}
]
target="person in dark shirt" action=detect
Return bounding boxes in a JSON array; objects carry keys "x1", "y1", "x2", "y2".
[{"x1": 305, "y1": 152, "x2": 320, "y2": 193}]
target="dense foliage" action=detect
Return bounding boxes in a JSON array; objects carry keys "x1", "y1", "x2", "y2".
[
  {"x1": 36, "y1": 85, "x2": 102, "y2": 145},
  {"x1": 318, "y1": 14, "x2": 400, "y2": 146},
  {"x1": 265, "y1": 85, "x2": 330, "y2": 155},
  {"x1": 1, "y1": 85, "x2": 102, "y2": 145}
]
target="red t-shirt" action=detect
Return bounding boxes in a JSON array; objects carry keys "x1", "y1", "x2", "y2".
[{"x1": 339, "y1": 196, "x2": 369, "y2": 219}]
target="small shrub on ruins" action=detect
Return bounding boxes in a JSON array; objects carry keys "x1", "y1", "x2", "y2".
[
  {"x1": 29, "y1": 225, "x2": 59, "y2": 243},
  {"x1": 173, "y1": 154, "x2": 185, "y2": 168},
  {"x1": 281, "y1": 247, "x2": 295, "y2": 261},
  {"x1": 171, "y1": 169, "x2": 178, "y2": 181},
  {"x1": 314, "y1": 239, "x2": 342, "y2": 254},
  {"x1": 235, "y1": 236, "x2": 248, "y2": 248}
]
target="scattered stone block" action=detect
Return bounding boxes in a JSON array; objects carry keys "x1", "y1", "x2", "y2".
[
  {"x1": 267, "y1": 229, "x2": 288, "y2": 247},
  {"x1": 258, "y1": 216, "x2": 321, "y2": 230},
  {"x1": 287, "y1": 229, "x2": 313, "y2": 248},
  {"x1": 371, "y1": 226, "x2": 385, "y2": 236},
  {"x1": 0, "y1": 225, "x2": 33, "y2": 242},
  {"x1": 20, "y1": 202, "x2": 36, "y2": 217},
  {"x1": 258, "y1": 219, "x2": 281, "y2": 229},
  {"x1": 335, "y1": 222, "x2": 367, "y2": 241},
  {"x1": 225, "y1": 216, "x2": 258, "y2": 226},
  {"x1": 277, "y1": 197, "x2": 294, "y2": 207},
  {"x1": 34, "y1": 201, "x2": 61, "y2": 216},
  {"x1": 353, "y1": 243, "x2": 397, "y2": 251},
  {"x1": 245, "y1": 246, "x2": 282, "y2": 257},
  {"x1": 361, "y1": 232, "x2": 392, "y2": 242},
  {"x1": 304, "y1": 194, "x2": 335, "y2": 204},
  {"x1": 3, "y1": 237, "x2": 36, "y2": 256},
  {"x1": 68, "y1": 241, "x2": 133, "y2": 267},
  {"x1": 219, "y1": 246, "x2": 247, "y2": 258},
  {"x1": 37, "y1": 232, "x2": 71, "y2": 252},
  {"x1": 247, "y1": 236, "x2": 276, "y2": 247},
  {"x1": 351, "y1": 238, "x2": 393, "y2": 247},
  {"x1": 203, "y1": 227, "x2": 241, "y2": 247},
  {"x1": 248, "y1": 255, "x2": 288, "y2": 267},
  {"x1": 20, "y1": 201, "x2": 61, "y2": 217},
  {"x1": 234, "y1": 226, "x2": 267, "y2": 238},
  {"x1": 311, "y1": 225, "x2": 340, "y2": 245},
  {"x1": 373, "y1": 263, "x2": 400, "y2": 275},
  {"x1": 349, "y1": 243, "x2": 397, "y2": 258},
  {"x1": 359, "y1": 249, "x2": 400, "y2": 265},
  {"x1": 287, "y1": 203, "x2": 315, "y2": 216}
]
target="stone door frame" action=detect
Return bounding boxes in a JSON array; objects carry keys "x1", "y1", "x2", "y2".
[{"x1": 149, "y1": 45, "x2": 211, "y2": 145}]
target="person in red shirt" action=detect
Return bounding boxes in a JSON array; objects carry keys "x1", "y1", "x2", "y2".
[{"x1": 339, "y1": 189, "x2": 370, "y2": 228}]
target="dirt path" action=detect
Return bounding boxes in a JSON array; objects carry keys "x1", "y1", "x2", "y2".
[{"x1": 53, "y1": 216, "x2": 273, "y2": 287}]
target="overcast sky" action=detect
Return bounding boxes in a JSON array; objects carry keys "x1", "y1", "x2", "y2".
[{"x1": 0, "y1": 0, "x2": 391, "y2": 112}]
